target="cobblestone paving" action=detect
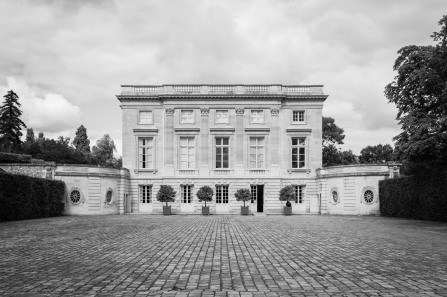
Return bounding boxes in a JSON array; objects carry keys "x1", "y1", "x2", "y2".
[{"x1": 1, "y1": 215, "x2": 447, "y2": 296}]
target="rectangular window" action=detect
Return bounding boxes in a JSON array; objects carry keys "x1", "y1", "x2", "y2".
[
  {"x1": 140, "y1": 185, "x2": 152, "y2": 204},
  {"x1": 249, "y1": 137, "x2": 265, "y2": 168},
  {"x1": 292, "y1": 111, "x2": 305, "y2": 123},
  {"x1": 180, "y1": 137, "x2": 195, "y2": 169},
  {"x1": 139, "y1": 137, "x2": 153, "y2": 169},
  {"x1": 139, "y1": 111, "x2": 153, "y2": 124},
  {"x1": 180, "y1": 110, "x2": 194, "y2": 124},
  {"x1": 215, "y1": 137, "x2": 229, "y2": 168},
  {"x1": 250, "y1": 110, "x2": 264, "y2": 124},
  {"x1": 291, "y1": 137, "x2": 306, "y2": 168},
  {"x1": 181, "y1": 185, "x2": 193, "y2": 203},
  {"x1": 294, "y1": 185, "x2": 304, "y2": 203},
  {"x1": 216, "y1": 185, "x2": 229, "y2": 204},
  {"x1": 250, "y1": 185, "x2": 257, "y2": 203},
  {"x1": 216, "y1": 110, "x2": 229, "y2": 124}
]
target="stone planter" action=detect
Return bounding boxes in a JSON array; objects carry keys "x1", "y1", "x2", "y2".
[
  {"x1": 202, "y1": 206, "x2": 210, "y2": 215},
  {"x1": 283, "y1": 206, "x2": 292, "y2": 216},
  {"x1": 163, "y1": 205, "x2": 171, "y2": 215},
  {"x1": 241, "y1": 206, "x2": 250, "y2": 215}
]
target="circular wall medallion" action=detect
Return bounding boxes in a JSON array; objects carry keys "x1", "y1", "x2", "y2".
[
  {"x1": 70, "y1": 190, "x2": 81, "y2": 205},
  {"x1": 364, "y1": 190, "x2": 374, "y2": 204},
  {"x1": 105, "y1": 189, "x2": 113, "y2": 204}
]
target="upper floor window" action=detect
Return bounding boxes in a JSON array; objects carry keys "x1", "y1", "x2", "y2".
[
  {"x1": 181, "y1": 110, "x2": 194, "y2": 124},
  {"x1": 139, "y1": 137, "x2": 154, "y2": 169},
  {"x1": 140, "y1": 185, "x2": 152, "y2": 204},
  {"x1": 216, "y1": 137, "x2": 229, "y2": 168},
  {"x1": 292, "y1": 110, "x2": 305, "y2": 123},
  {"x1": 291, "y1": 137, "x2": 306, "y2": 168},
  {"x1": 250, "y1": 110, "x2": 264, "y2": 124},
  {"x1": 294, "y1": 185, "x2": 305, "y2": 203},
  {"x1": 215, "y1": 110, "x2": 229, "y2": 124},
  {"x1": 216, "y1": 185, "x2": 229, "y2": 204},
  {"x1": 179, "y1": 137, "x2": 195, "y2": 169},
  {"x1": 139, "y1": 111, "x2": 153, "y2": 124},
  {"x1": 181, "y1": 185, "x2": 193, "y2": 203},
  {"x1": 249, "y1": 137, "x2": 265, "y2": 168}
]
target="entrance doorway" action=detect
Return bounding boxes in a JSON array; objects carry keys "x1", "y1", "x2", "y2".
[{"x1": 254, "y1": 185, "x2": 264, "y2": 212}]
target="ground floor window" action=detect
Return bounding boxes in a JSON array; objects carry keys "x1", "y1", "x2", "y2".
[
  {"x1": 250, "y1": 185, "x2": 257, "y2": 203},
  {"x1": 140, "y1": 185, "x2": 152, "y2": 204},
  {"x1": 294, "y1": 185, "x2": 304, "y2": 204},
  {"x1": 181, "y1": 185, "x2": 193, "y2": 203},
  {"x1": 216, "y1": 185, "x2": 229, "y2": 204}
]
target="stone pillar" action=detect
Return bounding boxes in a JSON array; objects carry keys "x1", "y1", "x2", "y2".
[
  {"x1": 270, "y1": 106, "x2": 281, "y2": 175},
  {"x1": 235, "y1": 107, "x2": 245, "y2": 175},
  {"x1": 165, "y1": 108, "x2": 175, "y2": 175},
  {"x1": 200, "y1": 108, "x2": 210, "y2": 175}
]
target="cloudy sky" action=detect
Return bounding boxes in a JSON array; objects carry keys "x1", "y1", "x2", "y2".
[{"x1": 0, "y1": 0, "x2": 445, "y2": 156}]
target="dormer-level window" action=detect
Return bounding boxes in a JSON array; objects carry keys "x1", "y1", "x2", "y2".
[
  {"x1": 216, "y1": 110, "x2": 229, "y2": 124},
  {"x1": 250, "y1": 110, "x2": 264, "y2": 124},
  {"x1": 139, "y1": 111, "x2": 153, "y2": 124},
  {"x1": 292, "y1": 110, "x2": 305, "y2": 123},
  {"x1": 181, "y1": 110, "x2": 194, "y2": 124}
]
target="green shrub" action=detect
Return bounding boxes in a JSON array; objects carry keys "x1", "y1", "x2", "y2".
[
  {"x1": 279, "y1": 185, "x2": 296, "y2": 203},
  {"x1": 379, "y1": 172, "x2": 447, "y2": 222},
  {"x1": 0, "y1": 172, "x2": 65, "y2": 221},
  {"x1": 156, "y1": 185, "x2": 176, "y2": 206},
  {"x1": 0, "y1": 152, "x2": 32, "y2": 164},
  {"x1": 235, "y1": 188, "x2": 251, "y2": 207}
]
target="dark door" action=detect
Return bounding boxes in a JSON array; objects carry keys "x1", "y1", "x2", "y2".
[{"x1": 256, "y1": 185, "x2": 264, "y2": 212}]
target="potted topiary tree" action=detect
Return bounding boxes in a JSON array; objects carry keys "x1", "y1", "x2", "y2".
[
  {"x1": 235, "y1": 188, "x2": 251, "y2": 215},
  {"x1": 279, "y1": 185, "x2": 295, "y2": 216},
  {"x1": 156, "y1": 185, "x2": 176, "y2": 215},
  {"x1": 196, "y1": 185, "x2": 213, "y2": 215}
]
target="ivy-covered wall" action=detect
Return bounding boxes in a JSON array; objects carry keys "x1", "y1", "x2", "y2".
[
  {"x1": 0, "y1": 172, "x2": 65, "y2": 221},
  {"x1": 379, "y1": 173, "x2": 447, "y2": 222}
]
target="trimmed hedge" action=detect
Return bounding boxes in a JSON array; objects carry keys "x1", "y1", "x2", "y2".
[
  {"x1": 0, "y1": 152, "x2": 32, "y2": 164},
  {"x1": 379, "y1": 173, "x2": 447, "y2": 222},
  {"x1": 0, "y1": 172, "x2": 65, "y2": 221}
]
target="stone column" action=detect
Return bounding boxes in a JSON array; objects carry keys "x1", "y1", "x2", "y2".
[
  {"x1": 270, "y1": 106, "x2": 281, "y2": 175},
  {"x1": 200, "y1": 108, "x2": 209, "y2": 175},
  {"x1": 235, "y1": 107, "x2": 245, "y2": 175},
  {"x1": 164, "y1": 108, "x2": 175, "y2": 175}
]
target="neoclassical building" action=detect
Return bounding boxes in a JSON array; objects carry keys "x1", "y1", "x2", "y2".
[
  {"x1": 116, "y1": 84, "x2": 395, "y2": 215},
  {"x1": 0, "y1": 84, "x2": 399, "y2": 216}
]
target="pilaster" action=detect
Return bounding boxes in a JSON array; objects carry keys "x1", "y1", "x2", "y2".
[
  {"x1": 164, "y1": 108, "x2": 175, "y2": 175},
  {"x1": 235, "y1": 108, "x2": 244, "y2": 175},
  {"x1": 200, "y1": 108, "x2": 210, "y2": 175},
  {"x1": 270, "y1": 106, "x2": 281, "y2": 175}
]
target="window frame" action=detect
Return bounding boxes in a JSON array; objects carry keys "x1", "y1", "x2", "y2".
[
  {"x1": 291, "y1": 137, "x2": 307, "y2": 169},
  {"x1": 139, "y1": 185, "x2": 153, "y2": 204},
  {"x1": 215, "y1": 109, "x2": 230, "y2": 124},
  {"x1": 138, "y1": 110, "x2": 153, "y2": 125},
  {"x1": 249, "y1": 136, "x2": 265, "y2": 169},
  {"x1": 179, "y1": 136, "x2": 196, "y2": 169},
  {"x1": 293, "y1": 185, "x2": 305, "y2": 204},
  {"x1": 216, "y1": 185, "x2": 229, "y2": 204},
  {"x1": 215, "y1": 136, "x2": 230, "y2": 169},
  {"x1": 138, "y1": 137, "x2": 154, "y2": 169},
  {"x1": 180, "y1": 109, "x2": 195, "y2": 124},
  {"x1": 250, "y1": 110, "x2": 264, "y2": 124},
  {"x1": 181, "y1": 185, "x2": 193, "y2": 203},
  {"x1": 292, "y1": 110, "x2": 306, "y2": 124}
]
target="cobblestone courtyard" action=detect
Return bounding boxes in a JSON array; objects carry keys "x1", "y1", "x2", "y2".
[{"x1": 1, "y1": 215, "x2": 446, "y2": 296}]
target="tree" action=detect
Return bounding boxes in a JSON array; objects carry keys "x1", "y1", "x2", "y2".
[
  {"x1": 72, "y1": 125, "x2": 91, "y2": 154},
  {"x1": 196, "y1": 185, "x2": 213, "y2": 207},
  {"x1": 359, "y1": 144, "x2": 394, "y2": 164},
  {"x1": 92, "y1": 134, "x2": 118, "y2": 167},
  {"x1": 0, "y1": 90, "x2": 26, "y2": 151},
  {"x1": 25, "y1": 128, "x2": 35, "y2": 143},
  {"x1": 322, "y1": 117, "x2": 357, "y2": 167},
  {"x1": 385, "y1": 14, "x2": 447, "y2": 167},
  {"x1": 279, "y1": 185, "x2": 296, "y2": 203},
  {"x1": 156, "y1": 185, "x2": 176, "y2": 206},
  {"x1": 234, "y1": 188, "x2": 251, "y2": 207}
]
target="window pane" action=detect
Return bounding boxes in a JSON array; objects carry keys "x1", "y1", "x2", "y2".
[
  {"x1": 292, "y1": 138, "x2": 298, "y2": 145},
  {"x1": 223, "y1": 138, "x2": 229, "y2": 145}
]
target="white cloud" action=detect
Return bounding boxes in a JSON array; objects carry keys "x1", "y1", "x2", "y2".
[{"x1": 0, "y1": 77, "x2": 81, "y2": 134}]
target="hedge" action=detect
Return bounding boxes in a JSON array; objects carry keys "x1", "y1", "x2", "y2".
[
  {"x1": 379, "y1": 172, "x2": 447, "y2": 222},
  {"x1": 0, "y1": 172, "x2": 65, "y2": 221},
  {"x1": 0, "y1": 152, "x2": 32, "y2": 164}
]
